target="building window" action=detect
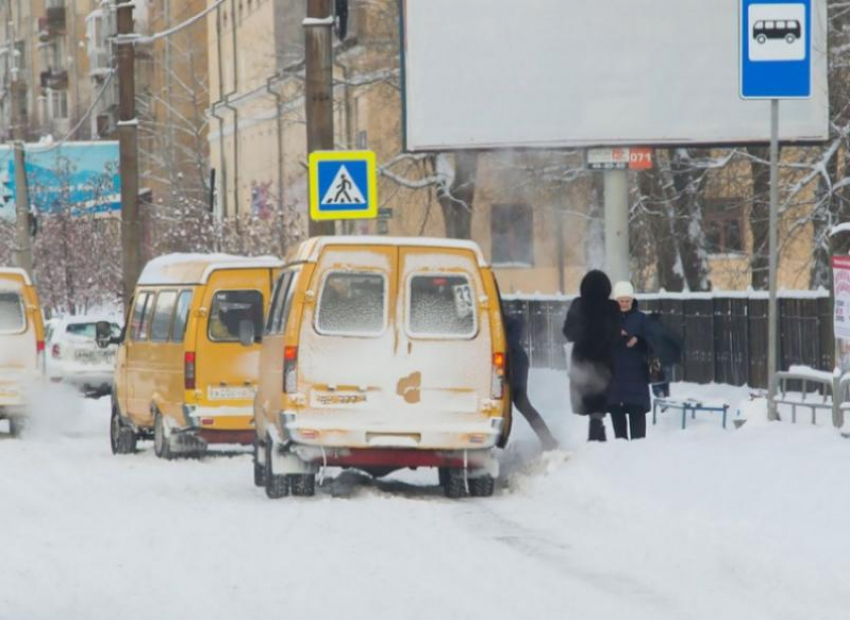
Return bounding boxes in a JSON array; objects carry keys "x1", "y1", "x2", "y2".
[
  {"x1": 703, "y1": 198, "x2": 745, "y2": 255},
  {"x1": 491, "y1": 204, "x2": 534, "y2": 267},
  {"x1": 50, "y1": 90, "x2": 68, "y2": 119}
]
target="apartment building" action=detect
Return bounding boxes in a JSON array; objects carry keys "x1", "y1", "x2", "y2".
[{"x1": 0, "y1": 0, "x2": 101, "y2": 141}]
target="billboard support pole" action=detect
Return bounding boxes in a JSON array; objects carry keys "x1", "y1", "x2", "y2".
[
  {"x1": 767, "y1": 99, "x2": 781, "y2": 421},
  {"x1": 604, "y1": 168, "x2": 630, "y2": 283}
]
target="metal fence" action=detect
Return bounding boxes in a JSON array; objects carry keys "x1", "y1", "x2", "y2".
[{"x1": 502, "y1": 292, "x2": 833, "y2": 389}]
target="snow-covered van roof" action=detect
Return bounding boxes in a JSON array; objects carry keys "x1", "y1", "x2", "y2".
[
  {"x1": 287, "y1": 236, "x2": 489, "y2": 267},
  {"x1": 0, "y1": 268, "x2": 33, "y2": 286},
  {"x1": 137, "y1": 253, "x2": 284, "y2": 286}
]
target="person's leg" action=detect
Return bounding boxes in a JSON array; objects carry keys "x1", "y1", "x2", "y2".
[
  {"x1": 609, "y1": 405, "x2": 629, "y2": 439},
  {"x1": 514, "y1": 390, "x2": 558, "y2": 450},
  {"x1": 629, "y1": 405, "x2": 647, "y2": 439},
  {"x1": 588, "y1": 412, "x2": 606, "y2": 442}
]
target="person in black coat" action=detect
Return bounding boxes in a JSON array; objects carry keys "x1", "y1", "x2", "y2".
[
  {"x1": 608, "y1": 281, "x2": 651, "y2": 440},
  {"x1": 563, "y1": 270, "x2": 621, "y2": 442},
  {"x1": 504, "y1": 314, "x2": 558, "y2": 451}
]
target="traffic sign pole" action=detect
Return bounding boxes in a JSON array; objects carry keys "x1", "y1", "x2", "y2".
[{"x1": 767, "y1": 98, "x2": 780, "y2": 421}]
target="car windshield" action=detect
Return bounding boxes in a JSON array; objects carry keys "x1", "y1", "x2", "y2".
[
  {"x1": 0, "y1": 292, "x2": 25, "y2": 333},
  {"x1": 66, "y1": 322, "x2": 121, "y2": 339}
]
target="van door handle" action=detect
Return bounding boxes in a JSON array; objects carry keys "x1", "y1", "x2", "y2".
[{"x1": 407, "y1": 341, "x2": 413, "y2": 354}]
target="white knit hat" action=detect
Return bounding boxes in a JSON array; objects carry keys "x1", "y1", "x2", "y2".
[{"x1": 611, "y1": 281, "x2": 635, "y2": 300}]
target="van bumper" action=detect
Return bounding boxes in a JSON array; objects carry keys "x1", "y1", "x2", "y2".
[
  {"x1": 178, "y1": 404, "x2": 255, "y2": 444},
  {"x1": 280, "y1": 411, "x2": 504, "y2": 451},
  {"x1": 291, "y1": 445, "x2": 498, "y2": 477}
]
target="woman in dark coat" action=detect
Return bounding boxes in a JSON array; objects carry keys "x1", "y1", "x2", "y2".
[
  {"x1": 563, "y1": 270, "x2": 621, "y2": 442},
  {"x1": 608, "y1": 281, "x2": 652, "y2": 440},
  {"x1": 504, "y1": 314, "x2": 558, "y2": 450}
]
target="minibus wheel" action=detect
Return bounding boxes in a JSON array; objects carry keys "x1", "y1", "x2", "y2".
[
  {"x1": 264, "y1": 436, "x2": 289, "y2": 499},
  {"x1": 253, "y1": 439, "x2": 266, "y2": 487},
  {"x1": 153, "y1": 413, "x2": 173, "y2": 460},
  {"x1": 8, "y1": 417, "x2": 23, "y2": 438},
  {"x1": 468, "y1": 475, "x2": 495, "y2": 498},
  {"x1": 443, "y1": 472, "x2": 468, "y2": 499},
  {"x1": 110, "y1": 403, "x2": 136, "y2": 455},
  {"x1": 289, "y1": 474, "x2": 316, "y2": 497}
]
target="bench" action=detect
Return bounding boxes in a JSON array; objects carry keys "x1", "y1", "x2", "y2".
[{"x1": 651, "y1": 398, "x2": 731, "y2": 430}]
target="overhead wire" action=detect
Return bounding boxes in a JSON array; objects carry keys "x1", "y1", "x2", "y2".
[{"x1": 113, "y1": 0, "x2": 228, "y2": 45}]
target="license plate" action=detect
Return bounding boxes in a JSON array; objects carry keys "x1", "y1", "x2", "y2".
[
  {"x1": 314, "y1": 393, "x2": 367, "y2": 406},
  {"x1": 207, "y1": 386, "x2": 255, "y2": 401},
  {"x1": 75, "y1": 350, "x2": 112, "y2": 364}
]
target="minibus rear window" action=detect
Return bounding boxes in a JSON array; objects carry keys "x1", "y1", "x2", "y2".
[
  {"x1": 208, "y1": 290, "x2": 264, "y2": 343},
  {"x1": 67, "y1": 323, "x2": 121, "y2": 339},
  {"x1": 316, "y1": 272, "x2": 385, "y2": 336},
  {"x1": 0, "y1": 292, "x2": 25, "y2": 333},
  {"x1": 408, "y1": 275, "x2": 477, "y2": 338}
]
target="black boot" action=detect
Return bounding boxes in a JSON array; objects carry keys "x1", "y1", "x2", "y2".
[{"x1": 588, "y1": 413, "x2": 607, "y2": 442}]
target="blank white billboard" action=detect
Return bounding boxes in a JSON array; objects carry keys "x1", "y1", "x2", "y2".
[{"x1": 401, "y1": 0, "x2": 829, "y2": 151}]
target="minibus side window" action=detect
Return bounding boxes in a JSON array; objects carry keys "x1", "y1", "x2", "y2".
[
  {"x1": 316, "y1": 272, "x2": 385, "y2": 336},
  {"x1": 267, "y1": 272, "x2": 291, "y2": 335},
  {"x1": 171, "y1": 290, "x2": 193, "y2": 343},
  {"x1": 271, "y1": 270, "x2": 298, "y2": 334},
  {"x1": 130, "y1": 293, "x2": 151, "y2": 341},
  {"x1": 0, "y1": 292, "x2": 25, "y2": 334},
  {"x1": 280, "y1": 270, "x2": 299, "y2": 333},
  {"x1": 408, "y1": 274, "x2": 478, "y2": 338},
  {"x1": 150, "y1": 290, "x2": 178, "y2": 342},
  {"x1": 208, "y1": 290, "x2": 264, "y2": 343}
]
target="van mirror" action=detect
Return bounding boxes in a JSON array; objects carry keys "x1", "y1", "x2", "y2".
[
  {"x1": 95, "y1": 321, "x2": 113, "y2": 349},
  {"x1": 238, "y1": 319, "x2": 257, "y2": 347}
]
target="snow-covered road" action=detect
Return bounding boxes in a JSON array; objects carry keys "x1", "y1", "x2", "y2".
[{"x1": 1, "y1": 373, "x2": 848, "y2": 620}]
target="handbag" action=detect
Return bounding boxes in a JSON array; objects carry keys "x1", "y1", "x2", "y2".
[{"x1": 648, "y1": 355, "x2": 666, "y2": 384}]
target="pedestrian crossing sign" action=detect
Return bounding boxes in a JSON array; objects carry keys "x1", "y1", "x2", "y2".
[{"x1": 309, "y1": 150, "x2": 378, "y2": 221}]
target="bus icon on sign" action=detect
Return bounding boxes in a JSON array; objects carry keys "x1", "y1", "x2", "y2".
[
  {"x1": 753, "y1": 19, "x2": 801, "y2": 44},
  {"x1": 747, "y1": 3, "x2": 806, "y2": 63}
]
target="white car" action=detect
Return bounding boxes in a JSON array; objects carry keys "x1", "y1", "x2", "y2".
[{"x1": 45, "y1": 317, "x2": 121, "y2": 397}]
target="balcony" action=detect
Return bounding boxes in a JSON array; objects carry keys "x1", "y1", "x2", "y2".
[
  {"x1": 38, "y1": 6, "x2": 66, "y2": 42},
  {"x1": 40, "y1": 69, "x2": 68, "y2": 90}
]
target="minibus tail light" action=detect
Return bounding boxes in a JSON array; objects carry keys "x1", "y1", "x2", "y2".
[
  {"x1": 184, "y1": 352, "x2": 196, "y2": 390},
  {"x1": 284, "y1": 346, "x2": 298, "y2": 393},
  {"x1": 492, "y1": 352, "x2": 506, "y2": 400},
  {"x1": 37, "y1": 340, "x2": 45, "y2": 354}
]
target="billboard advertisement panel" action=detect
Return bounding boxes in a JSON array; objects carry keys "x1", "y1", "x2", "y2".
[
  {"x1": 401, "y1": 0, "x2": 829, "y2": 151},
  {"x1": 0, "y1": 141, "x2": 121, "y2": 221}
]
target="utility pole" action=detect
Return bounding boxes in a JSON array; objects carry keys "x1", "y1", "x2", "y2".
[
  {"x1": 116, "y1": 1, "x2": 141, "y2": 309},
  {"x1": 10, "y1": 76, "x2": 33, "y2": 278},
  {"x1": 304, "y1": 0, "x2": 335, "y2": 237}
]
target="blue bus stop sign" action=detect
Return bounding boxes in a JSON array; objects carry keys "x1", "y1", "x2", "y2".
[{"x1": 740, "y1": 0, "x2": 812, "y2": 99}]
